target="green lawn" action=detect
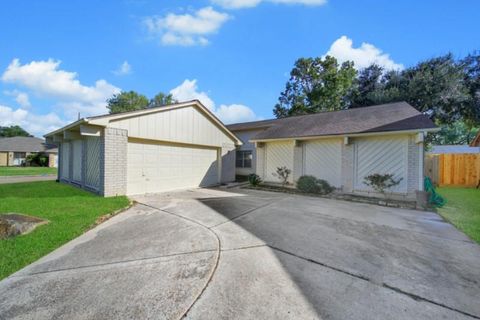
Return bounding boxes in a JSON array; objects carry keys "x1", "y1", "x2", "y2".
[
  {"x1": 0, "y1": 181, "x2": 129, "y2": 280},
  {"x1": 0, "y1": 166, "x2": 57, "y2": 176},
  {"x1": 437, "y1": 187, "x2": 480, "y2": 243}
]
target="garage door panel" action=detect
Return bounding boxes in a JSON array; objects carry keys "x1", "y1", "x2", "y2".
[
  {"x1": 354, "y1": 137, "x2": 407, "y2": 193},
  {"x1": 127, "y1": 141, "x2": 219, "y2": 195},
  {"x1": 264, "y1": 141, "x2": 293, "y2": 183},
  {"x1": 304, "y1": 139, "x2": 342, "y2": 188}
]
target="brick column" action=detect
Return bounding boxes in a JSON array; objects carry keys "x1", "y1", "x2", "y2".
[{"x1": 101, "y1": 127, "x2": 128, "y2": 197}]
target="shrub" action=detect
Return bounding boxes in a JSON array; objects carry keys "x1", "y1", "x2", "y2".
[
  {"x1": 364, "y1": 173, "x2": 402, "y2": 194},
  {"x1": 297, "y1": 175, "x2": 334, "y2": 195},
  {"x1": 273, "y1": 166, "x2": 291, "y2": 186},
  {"x1": 248, "y1": 174, "x2": 262, "y2": 187},
  {"x1": 26, "y1": 153, "x2": 48, "y2": 167}
]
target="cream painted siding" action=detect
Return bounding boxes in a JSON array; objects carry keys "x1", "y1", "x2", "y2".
[
  {"x1": 85, "y1": 136, "x2": 101, "y2": 190},
  {"x1": 354, "y1": 136, "x2": 408, "y2": 193},
  {"x1": 72, "y1": 140, "x2": 83, "y2": 183},
  {"x1": 110, "y1": 106, "x2": 233, "y2": 148},
  {"x1": 303, "y1": 139, "x2": 342, "y2": 187},
  {"x1": 61, "y1": 142, "x2": 70, "y2": 180},
  {"x1": 127, "y1": 140, "x2": 219, "y2": 195},
  {"x1": 264, "y1": 141, "x2": 294, "y2": 183}
]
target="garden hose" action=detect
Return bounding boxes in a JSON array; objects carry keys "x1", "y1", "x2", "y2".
[{"x1": 424, "y1": 177, "x2": 446, "y2": 208}]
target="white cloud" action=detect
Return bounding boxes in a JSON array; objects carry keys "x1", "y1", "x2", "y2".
[
  {"x1": 15, "y1": 92, "x2": 31, "y2": 108},
  {"x1": 170, "y1": 79, "x2": 215, "y2": 110},
  {"x1": 170, "y1": 79, "x2": 259, "y2": 123},
  {"x1": 113, "y1": 61, "x2": 132, "y2": 76},
  {"x1": 1, "y1": 58, "x2": 120, "y2": 117},
  {"x1": 144, "y1": 7, "x2": 230, "y2": 46},
  {"x1": 216, "y1": 104, "x2": 257, "y2": 123},
  {"x1": 211, "y1": 0, "x2": 326, "y2": 9},
  {"x1": 325, "y1": 36, "x2": 403, "y2": 70},
  {"x1": 0, "y1": 104, "x2": 65, "y2": 137},
  {"x1": 4, "y1": 90, "x2": 31, "y2": 108}
]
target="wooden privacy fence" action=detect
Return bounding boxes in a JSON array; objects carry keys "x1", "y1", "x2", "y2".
[{"x1": 425, "y1": 153, "x2": 480, "y2": 187}]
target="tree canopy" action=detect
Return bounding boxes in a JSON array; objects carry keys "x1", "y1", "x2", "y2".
[
  {"x1": 273, "y1": 56, "x2": 357, "y2": 118},
  {"x1": 107, "y1": 91, "x2": 177, "y2": 114},
  {"x1": 0, "y1": 125, "x2": 32, "y2": 137},
  {"x1": 107, "y1": 91, "x2": 149, "y2": 114},
  {"x1": 274, "y1": 52, "x2": 480, "y2": 132},
  {"x1": 149, "y1": 92, "x2": 177, "y2": 108}
]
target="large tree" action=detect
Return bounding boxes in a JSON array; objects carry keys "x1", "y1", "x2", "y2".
[
  {"x1": 149, "y1": 92, "x2": 177, "y2": 108},
  {"x1": 350, "y1": 54, "x2": 478, "y2": 126},
  {"x1": 107, "y1": 91, "x2": 149, "y2": 114},
  {"x1": 273, "y1": 56, "x2": 357, "y2": 118},
  {"x1": 460, "y1": 52, "x2": 480, "y2": 126},
  {"x1": 0, "y1": 125, "x2": 32, "y2": 137},
  {"x1": 429, "y1": 121, "x2": 479, "y2": 145}
]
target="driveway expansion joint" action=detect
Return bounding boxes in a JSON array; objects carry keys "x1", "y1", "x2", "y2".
[
  {"x1": 269, "y1": 245, "x2": 480, "y2": 320},
  {"x1": 9, "y1": 249, "x2": 218, "y2": 278},
  {"x1": 135, "y1": 201, "x2": 222, "y2": 320}
]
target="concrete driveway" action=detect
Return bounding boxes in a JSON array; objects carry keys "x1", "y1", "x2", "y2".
[{"x1": 1, "y1": 188, "x2": 479, "y2": 320}]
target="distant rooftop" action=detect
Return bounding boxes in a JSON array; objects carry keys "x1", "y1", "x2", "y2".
[
  {"x1": 0, "y1": 137, "x2": 57, "y2": 152},
  {"x1": 428, "y1": 145, "x2": 480, "y2": 154}
]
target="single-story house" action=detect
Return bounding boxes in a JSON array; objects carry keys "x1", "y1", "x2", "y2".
[
  {"x1": 0, "y1": 137, "x2": 58, "y2": 167},
  {"x1": 45, "y1": 100, "x2": 241, "y2": 196},
  {"x1": 227, "y1": 102, "x2": 438, "y2": 200},
  {"x1": 46, "y1": 100, "x2": 437, "y2": 201}
]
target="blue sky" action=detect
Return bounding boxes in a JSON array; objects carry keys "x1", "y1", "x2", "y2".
[{"x1": 0, "y1": 0, "x2": 478, "y2": 137}]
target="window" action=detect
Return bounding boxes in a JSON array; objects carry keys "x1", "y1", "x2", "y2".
[{"x1": 236, "y1": 150, "x2": 252, "y2": 168}]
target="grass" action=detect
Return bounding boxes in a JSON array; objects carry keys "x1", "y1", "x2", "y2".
[
  {"x1": 0, "y1": 181, "x2": 129, "y2": 280},
  {"x1": 0, "y1": 166, "x2": 57, "y2": 176},
  {"x1": 437, "y1": 187, "x2": 480, "y2": 243}
]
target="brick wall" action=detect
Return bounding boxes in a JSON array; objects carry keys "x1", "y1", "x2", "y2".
[
  {"x1": 341, "y1": 141, "x2": 354, "y2": 193},
  {"x1": 407, "y1": 135, "x2": 422, "y2": 194},
  {"x1": 101, "y1": 127, "x2": 128, "y2": 197}
]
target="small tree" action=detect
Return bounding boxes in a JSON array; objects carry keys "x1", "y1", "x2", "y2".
[
  {"x1": 364, "y1": 173, "x2": 402, "y2": 197},
  {"x1": 273, "y1": 166, "x2": 291, "y2": 187}
]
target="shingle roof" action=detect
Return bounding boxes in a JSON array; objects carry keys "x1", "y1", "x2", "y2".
[
  {"x1": 0, "y1": 137, "x2": 57, "y2": 153},
  {"x1": 227, "y1": 102, "x2": 437, "y2": 140}
]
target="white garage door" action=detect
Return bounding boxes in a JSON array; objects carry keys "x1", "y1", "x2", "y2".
[
  {"x1": 354, "y1": 136, "x2": 408, "y2": 193},
  {"x1": 304, "y1": 139, "x2": 342, "y2": 187},
  {"x1": 127, "y1": 141, "x2": 219, "y2": 195}
]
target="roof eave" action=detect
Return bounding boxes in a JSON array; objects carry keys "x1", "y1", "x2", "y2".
[{"x1": 250, "y1": 127, "x2": 440, "y2": 143}]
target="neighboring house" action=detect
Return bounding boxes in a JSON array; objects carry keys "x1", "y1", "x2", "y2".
[
  {"x1": 428, "y1": 145, "x2": 480, "y2": 154},
  {"x1": 227, "y1": 102, "x2": 438, "y2": 200},
  {"x1": 45, "y1": 100, "x2": 241, "y2": 197},
  {"x1": 0, "y1": 137, "x2": 58, "y2": 167}
]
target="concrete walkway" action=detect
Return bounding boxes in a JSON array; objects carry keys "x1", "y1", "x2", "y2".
[
  {"x1": 0, "y1": 175, "x2": 57, "y2": 184},
  {"x1": 1, "y1": 187, "x2": 479, "y2": 319}
]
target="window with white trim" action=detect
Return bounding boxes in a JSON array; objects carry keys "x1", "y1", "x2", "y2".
[{"x1": 236, "y1": 150, "x2": 252, "y2": 168}]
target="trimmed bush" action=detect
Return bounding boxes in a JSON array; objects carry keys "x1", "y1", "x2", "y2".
[
  {"x1": 297, "y1": 175, "x2": 334, "y2": 195},
  {"x1": 248, "y1": 174, "x2": 262, "y2": 187}
]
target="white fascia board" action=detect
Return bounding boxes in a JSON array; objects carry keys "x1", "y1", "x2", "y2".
[{"x1": 249, "y1": 128, "x2": 440, "y2": 143}]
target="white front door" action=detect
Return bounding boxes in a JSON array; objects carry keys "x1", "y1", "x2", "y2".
[{"x1": 127, "y1": 141, "x2": 219, "y2": 195}]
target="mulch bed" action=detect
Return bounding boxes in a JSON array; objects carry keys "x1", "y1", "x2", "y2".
[{"x1": 243, "y1": 184, "x2": 420, "y2": 210}]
